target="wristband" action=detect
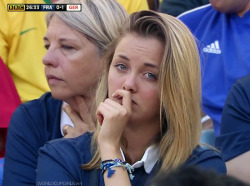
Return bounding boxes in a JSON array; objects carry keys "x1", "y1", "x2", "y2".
[{"x1": 101, "y1": 158, "x2": 134, "y2": 180}]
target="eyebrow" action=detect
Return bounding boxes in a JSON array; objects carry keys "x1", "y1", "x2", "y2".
[
  {"x1": 118, "y1": 54, "x2": 159, "y2": 69},
  {"x1": 144, "y1": 63, "x2": 159, "y2": 69},
  {"x1": 118, "y1": 54, "x2": 129, "y2": 61},
  {"x1": 43, "y1": 36, "x2": 77, "y2": 43}
]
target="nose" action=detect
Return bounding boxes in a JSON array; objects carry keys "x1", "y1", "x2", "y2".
[
  {"x1": 42, "y1": 47, "x2": 58, "y2": 67},
  {"x1": 122, "y1": 75, "x2": 137, "y2": 92}
]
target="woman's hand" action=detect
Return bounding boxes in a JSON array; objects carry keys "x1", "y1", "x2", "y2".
[
  {"x1": 97, "y1": 89, "x2": 132, "y2": 154},
  {"x1": 63, "y1": 96, "x2": 95, "y2": 138}
]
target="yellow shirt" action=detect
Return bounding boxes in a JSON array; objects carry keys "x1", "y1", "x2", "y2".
[
  {"x1": 0, "y1": 0, "x2": 50, "y2": 103},
  {"x1": 118, "y1": 0, "x2": 149, "y2": 14}
]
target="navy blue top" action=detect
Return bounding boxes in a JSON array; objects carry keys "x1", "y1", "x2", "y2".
[
  {"x1": 179, "y1": 5, "x2": 250, "y2": 136},
  {"x1": 3, "y1": 92, "x2": 63, "y2": 186},
  {"x1": 216, "y1": 75, "x2": 250, "y2": 161},
  {"x1": 37, "y1": 132, "x2": 226, "y2": 186},
  {"x1": 159, "y1": 0, "x2": 209, "y2": 17}
]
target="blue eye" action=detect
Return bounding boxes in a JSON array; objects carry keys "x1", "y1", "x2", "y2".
[
  {"x1": 115, "y1": 64, "x2": 127, "y2": 71},
  {"x1": 145, "y1": 72, "x2": 156, "y2": 80}
]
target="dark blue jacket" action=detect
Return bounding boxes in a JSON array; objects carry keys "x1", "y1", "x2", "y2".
[
  {"x1": 216, "y1": 75, "x2": 250, "y2": 161},
  {"x1": 3, "y1": 92, "x2": 63, "y2": 186}
]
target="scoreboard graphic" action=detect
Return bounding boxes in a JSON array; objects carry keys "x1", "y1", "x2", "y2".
[{"x1": 7, "y1": 4, "x2": 81, "y2": 12}]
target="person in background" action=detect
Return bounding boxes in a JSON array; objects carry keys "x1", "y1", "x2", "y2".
[
  {"x1": 0, "y1": 158, "x2": 3, "y2": 186},
  {"x1": 147, "y1": 0, "x2": 161, "y2": 11},
  {"x1": 36, "y1": 10, "x2": 226, "y2": 186},
  {"x1": 0, "y1": 58, "x2": 21, "y2": 158},
  {"x1": 178, "y1": 0, "x2": 250, "y2": 137},
  {"x1": 159, "y1": 0, "x2": 209, "y2": 17},
  {"x1": 2, "y1": 0, "x2": 128, "y2": 185},
  {"x1": 0, "y1": 0, "x2": 51, "y2": 104},
  {"x1": 152, "y1": 165, "x2": 249, "y2": 186},
  {"x1": 216, "y1": 74, "x2": 250, "y2": 184},
  {"x1": 0, "y1": 57, "x2": 21, "y2": 186},
  {"x1": 119, "y1": 0, "x2": 149, "y2": 13}
]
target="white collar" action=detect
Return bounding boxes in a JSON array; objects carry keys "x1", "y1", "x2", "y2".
[
  {"x1": 60, "y1": 102, "x2": 74, "y2": 136},
  {"x1": 120, "y1": 145, "x2": 159, "y2": 174}
]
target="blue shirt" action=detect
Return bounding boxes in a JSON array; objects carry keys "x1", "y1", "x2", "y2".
[
  {"x1": 36, "y1": 132, "x2": 226, "y2": 186},
  {"x1": 0, "y1": 158, "x2": 4, "y2": 186},
  {"x1": 178, "y1": 5, "x2": 250, "y2": 136},
  {"x1": 3, "y1": 92, "x2": 63, "y2": 186},
  {"x1": 216, "y1": 75, "x2": 250, "y2": 161}
]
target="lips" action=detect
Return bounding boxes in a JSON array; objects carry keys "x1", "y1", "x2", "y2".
[{"x1": 46, "y1": 74, "x2": 63, "y2": 85}]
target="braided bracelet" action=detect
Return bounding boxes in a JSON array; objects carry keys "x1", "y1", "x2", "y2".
[{"x1": 101, "y1": 158, "x2": 134, "y2": 180}]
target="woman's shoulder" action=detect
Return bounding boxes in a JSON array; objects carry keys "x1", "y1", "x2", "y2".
[
  {"x1": 185, "y1": 145, "x2": 226, "y2": 174},
  {"x1": 37, "y1": 133, "x2": 95, "y2": 184},
  {"x1": 39, "y1": 132, "x2": 94, "y2": 164},
  {"x1": 9, "y1": 92, "x2": 62, "y2": 134}
]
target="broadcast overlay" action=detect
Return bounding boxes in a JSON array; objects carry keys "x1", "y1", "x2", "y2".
[{"x1": 7, "y1": 4, "x2": 81, "y2": 11}]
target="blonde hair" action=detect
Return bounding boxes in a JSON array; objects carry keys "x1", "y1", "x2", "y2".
[
  {"x1": 46, "y1": 0, "x2": 128, "y2": 55},
  {"x1": 84, "y1": 10, "x2": 201, "y2": 172}
]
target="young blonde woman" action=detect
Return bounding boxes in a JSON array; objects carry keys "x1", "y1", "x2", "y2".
[{"x1": 36, "y1": 10, "x2": 226, "y2": 186}]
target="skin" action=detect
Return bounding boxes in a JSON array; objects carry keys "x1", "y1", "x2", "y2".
[
  {"x1": 209, "y1": 0, "x2": 250, "y2": 16},
  {"x1": 97, "y1": 33, "x2": 164, "y2": 186},
  {"x1": 226, "y1": 150, "x2": 250, "y2": 184},
  {"x1": 43, "y1": 16, "x2": 100, "y2": 136}
]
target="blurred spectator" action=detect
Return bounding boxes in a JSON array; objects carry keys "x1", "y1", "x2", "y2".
[
  {"x1": 160, "y1": 0, "x2": 209, "y2": 17},
  {"x1": 151, "y1": 165, "x2": 249, "y2": 186},
  {"x1": 0, "y1": 58, "x2": 21, "y2": 158},
  {"x1": 0, "y1": 158, "x2": 4, "y2": 186},
  {"x1": 216, "y1": 74, "x2": 250, "y2": 184},
  {"x1": 178, "y1": 1, "x2": 250, "y2": 136},
  {"x1": 147, "y1": 0, "x2": 160, "y2": 11},
  {"x1": 0, "y1": 0, "x2": 51, "y2": 103},
  {"x1": 118, "y1": 0, "x2": 149, "y2": 13}
]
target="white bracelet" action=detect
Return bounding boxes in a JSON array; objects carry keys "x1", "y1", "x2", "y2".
[{"x1": 201, "y1": 115, "x2": 211, "y2": 124}]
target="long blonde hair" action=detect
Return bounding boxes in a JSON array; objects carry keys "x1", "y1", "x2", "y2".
[{"x1": 84, "y1": 10, "x2": 201, "y2": 172}]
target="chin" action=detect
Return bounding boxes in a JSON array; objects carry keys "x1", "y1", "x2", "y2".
[{"x1": 50, "y1": 91, "x2": 67, "y2": 101}]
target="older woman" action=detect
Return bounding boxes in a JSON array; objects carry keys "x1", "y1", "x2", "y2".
[{"x1": 3, "y1": 0, "x2": 128, "y2": 185}]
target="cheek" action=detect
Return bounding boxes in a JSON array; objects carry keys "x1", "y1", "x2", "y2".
[
  {"x1": 108, "y1": 71, "x2": 124, "y2": 97},
  {"x1": 141, "y1": 87, "x2": 160, "y2": 108}
]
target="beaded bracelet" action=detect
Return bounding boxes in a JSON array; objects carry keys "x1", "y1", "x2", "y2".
[{"x1": 101, "y1": 158, "x2": 134, "y2": 180}]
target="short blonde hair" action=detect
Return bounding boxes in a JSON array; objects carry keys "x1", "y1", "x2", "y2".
[
  {"x1": 46, "y1": 0, "x2": 128, "y2": 55},
  {"x1": 85, "y1": 10, "x2": 201, "y2": 172}
]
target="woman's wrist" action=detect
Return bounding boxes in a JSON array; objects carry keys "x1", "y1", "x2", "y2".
[{"x1": 100, "y1": 145, "x2": 122, "y2": 161}]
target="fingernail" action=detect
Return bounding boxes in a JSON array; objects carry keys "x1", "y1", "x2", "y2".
[{"x1": 112, "y1": 92, "x2": 116, "y2": 97}]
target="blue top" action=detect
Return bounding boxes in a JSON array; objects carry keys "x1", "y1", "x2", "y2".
[
  {"x1": 0, "y1": 158, "x2": 4, "y2": 186},
  {"x1": 216, "y1": 75, "x2": 250, "y2": 161},
  {"x1": 36, "y1": 132, "x2": 226, "y2": 186},
  {"x1": 3, "y1": 92, "x2": 63, "y2": 186},
  {"x1": 159, "y1": 0, "x2": 209, "y2": 17},
  {"x1": 178, "y1": 5, "x2": 250, "y2": 136}
]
